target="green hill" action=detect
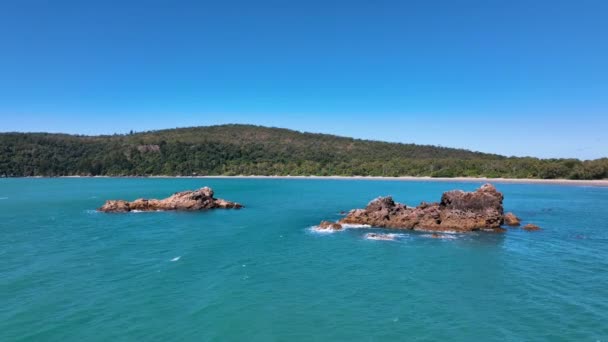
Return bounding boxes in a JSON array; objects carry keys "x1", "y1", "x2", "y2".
[{"x1": 0, "y1": 124, "x2": 606, "y2": 179}]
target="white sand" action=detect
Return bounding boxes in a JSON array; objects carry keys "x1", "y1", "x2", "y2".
[
  {"x1": 157, "y1": 175, "x2": 608, "y2": 187},
  {"x1": 50, "y1": 175, "x2": 608, "y2": 187}
]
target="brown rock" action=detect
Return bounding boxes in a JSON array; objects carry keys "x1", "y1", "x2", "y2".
[
  {"x1": 504, "y1": 212, "x2": 521, "y2": 226},
  {"x1": 98, "y1": 187, "x2": 242, "y2": 212},
  {"x1": 523, "y1": 223, "x2": 541, "y2": 231},
  {"x1": 317, "y1": 221, "x2": 343, "y2": 231},
  {"x1": 337, "y1": 183, "x2": 506, "y2": 233},
  {"x1": 99, "y1": 200, "x2": 130, "y2": 212}
]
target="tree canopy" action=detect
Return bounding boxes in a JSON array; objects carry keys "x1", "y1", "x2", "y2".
[{"x1": 1, "y1": 124, "x2": 606, "y2": 179}]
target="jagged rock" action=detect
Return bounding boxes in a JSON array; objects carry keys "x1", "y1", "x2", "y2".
[
  {"x1": 504, "y1": 212, "x2": 521, "y2": 226},
  {"x1": 98, "y1": 199, "x2": 130, "y2": 212},
  {"x1": 523, "y1": 223, "x2": 541, "y2": 231},
  {"x1": 98, "y1": 187, "x2": 242, "y2": 212},
  {"x1": 338, "y1": 183, "x2": 506, "y2": 232},
  {"x1": 317, "y1": 221, "x2": 343, "y2": 231}
]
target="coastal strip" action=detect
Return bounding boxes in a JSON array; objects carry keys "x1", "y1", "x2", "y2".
[
  {"x1": 19, "y1": 175, "x2": 608, "y2": 187},
  {"x1": 138, "y1": 175, "x2": 608, "y2": 187}
]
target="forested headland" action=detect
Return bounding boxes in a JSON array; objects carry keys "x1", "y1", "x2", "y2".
[{"x1": 1, "y1": 124, "x2": 606, "y2": 179}]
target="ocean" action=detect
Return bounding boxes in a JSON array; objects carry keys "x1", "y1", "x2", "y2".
[{"x1": 1, "y1": 178, "x2": 607, "y2": 341}]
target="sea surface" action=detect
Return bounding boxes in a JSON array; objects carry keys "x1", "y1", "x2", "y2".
[{"x1": 1, "y1": 178, "x2": 607, "y2": 341}]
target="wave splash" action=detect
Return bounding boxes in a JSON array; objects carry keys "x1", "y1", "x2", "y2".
[
  {"x1": 364, "y1": 233, "x2": 404, "y2": 241},
  {"x1": 341, "y1": 224, "x2": 371, "y2": 229},
  {"x1": 309, "y1": 223, "x2": 372, "y2": 234},
  {"x1": 421, "y1": 233, "x2": 458, "y2": 240}
]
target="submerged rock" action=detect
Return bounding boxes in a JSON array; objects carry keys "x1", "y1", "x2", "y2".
[
  {"x1": 98, "y1": 187, "x2": 242, "y2": 212},
  {"x1": 365, "y1": 233, "x2": 397, "y2": 241},
  {"x1": 504, "y1": 212, "x2": 521, "y2": 226},
  {"x1": 337, "y1": 183, "x2": 506, "y2": 233},
  {"x1": 425, "y1": 233, "x2": 458, "y2": 239},
  {"x1": 523, "y1": 223, "x2": 542, "y2": 231}
]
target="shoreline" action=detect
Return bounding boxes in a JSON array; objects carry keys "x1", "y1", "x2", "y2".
[{"x1": 10, "y1": 175, "x2": 608, "y2": 187}]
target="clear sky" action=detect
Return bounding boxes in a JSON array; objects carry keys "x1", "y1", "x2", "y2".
[{"x1": 0, "y1": 0, "x2": 606, "y2": 159}]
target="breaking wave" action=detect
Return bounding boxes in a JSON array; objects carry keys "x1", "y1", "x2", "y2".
[
  {"x1": 309, "y1": 222, "x2": 373, "y2": 234},
  {"x1": 364, "y1": 233, "x2": 404, "y2": 241},
  {"x1": 340, "y1": 224, "x2": 371, "y2": 229},
  {"x1": 309, "y1": 226, "x2": 338, "y2": 234},
  {"x1": 413, "y1": 227, "x2": 460, "y2": 234},
  {"x1": 420, "y1": 233, "x2": 458, "y2": 240}
]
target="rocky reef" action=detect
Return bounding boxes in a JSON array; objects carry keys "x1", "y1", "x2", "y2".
[
  {"x1": 98, "y1": 187, "x2": 242, "y2": 212},
  {"x1": 322, "y1": 183, "x2": 512, "y2": 233}
]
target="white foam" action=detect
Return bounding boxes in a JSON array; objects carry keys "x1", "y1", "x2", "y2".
[
  {"x1": 413, "y1": 227, "x2": 460, "y2": 234},
  {"x1": 364, "y1": 233, "x2": 404, "y2": 241},
  {"x1": 341, "y1": 224, "x2": 371, "y2": 229},
  {"x1": 310, "y1": 226, "x2": 338, "y2": 234},
  {"x1": 310, "y1": 222, "x2": 380, "y2": 235},
  {"x1": 170, "y1": 256, "x2": 181, "y2": 262},
  {"x1": 421, "y1": 234, "x2": 458, "y2": 240}
]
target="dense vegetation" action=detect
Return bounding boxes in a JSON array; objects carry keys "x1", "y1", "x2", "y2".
[{"x1": 1, "y1": 124, "x2": 606, "y2": 179}]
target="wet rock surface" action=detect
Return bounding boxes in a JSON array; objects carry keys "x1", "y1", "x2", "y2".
[
  {"x1": 317, "y1": 221, "x2": 343, "y2": 231},
  {"x1": 523, "y1": 223, "x2": 542, "y2": 231},
  {"x1": 504, "y1": 212, "x2": 521, "y2": 226}
]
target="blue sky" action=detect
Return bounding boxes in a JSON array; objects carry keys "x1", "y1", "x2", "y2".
[{"x1": 0, "y1": 0, "x2": 606, "y2": 159}]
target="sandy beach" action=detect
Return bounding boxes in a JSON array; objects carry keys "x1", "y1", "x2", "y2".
[
  {"x1": 196, "y1": 175, "x2": 608, "y2": 186},
  {"x1": 50, "y1": 175, "x2": 608, "y2": 187}
]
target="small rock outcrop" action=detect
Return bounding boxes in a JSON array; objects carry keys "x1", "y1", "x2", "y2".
[
  {"x1": 504, "y1": 212, "x2": 521, "y2": 226},
  {"x1": 98, "y1": 187, "x2": 242, "y2": 212},
  {"x1": 316, "y1": 221, "x2": 343, "y2": 231},
  {"x1": 333, "y1": 183, "x2": 506, "y2": 233},
  {"x1": 523, "y1": 223, "x2": 541, "y2": 231}
]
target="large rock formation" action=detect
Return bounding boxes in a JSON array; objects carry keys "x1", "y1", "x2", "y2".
[
  {"x1": 98, "y1": 187, "x2": 242, "y2": 212},
  {"x1": 336, "y1": 183, "x2": 506, "y2": 232}
]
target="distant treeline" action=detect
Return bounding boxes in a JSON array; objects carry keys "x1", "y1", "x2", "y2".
[{"x1": 1, "y1": 124, "x2": 606, "y2": 179}]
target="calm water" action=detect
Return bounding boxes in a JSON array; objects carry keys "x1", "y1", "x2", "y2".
[{"x1": 1, "y1": 178, "x2": 607, "y2": 341}]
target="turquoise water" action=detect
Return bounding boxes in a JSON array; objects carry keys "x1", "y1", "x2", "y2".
[{"x1": 1, "y1": 178, "x2": 607, "y2": 341}]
